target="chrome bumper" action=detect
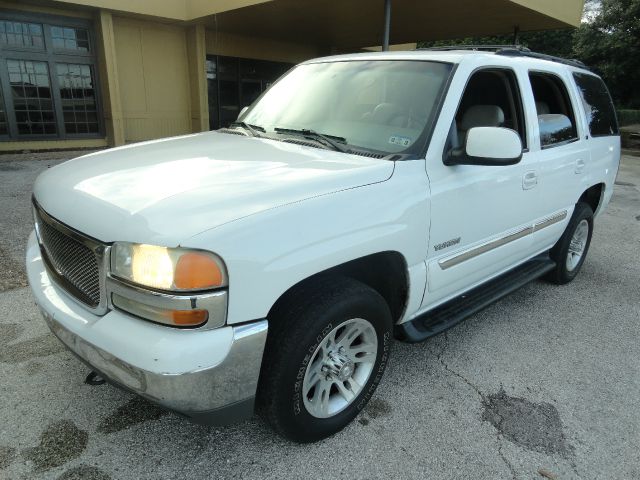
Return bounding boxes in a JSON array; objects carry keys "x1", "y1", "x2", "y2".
[
  {"x1": 43, "y1": 310, "x2": 267, "y2": 423},
  {"x1": 27, "y1": 231, "x2": 268, "y2": 424}
]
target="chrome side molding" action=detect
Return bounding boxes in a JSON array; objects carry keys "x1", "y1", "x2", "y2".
[{"x1": 438, "y1": 210, "x2": 567, "y2": 270}]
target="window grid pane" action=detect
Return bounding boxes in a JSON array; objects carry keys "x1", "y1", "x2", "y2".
[
  {"x1": 0, "y1": 16, "x2": 100, "y2": 140},
  {"x1": 8, "y1": 59, "x2": 57, "y2": 135},
  {"x1": 0, "y1": 20, "x2": 44, "y2": 49},
  {"x1": 56, "y1": 63, "x2": 98, "y2": 134},
  {"x1": 0, "y1": 87, "x2": 7, "y2": 135},
  {"x1": 51, "y1": 25, "x2": 90, "y2": 52}
]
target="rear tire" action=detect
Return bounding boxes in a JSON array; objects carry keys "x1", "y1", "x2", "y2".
[
  {"x1": 258, "y1": 276, "x2": 393, "y2": 443},
  {"x1": 547, "y1": 202, "x2": 594, "y2": 284}
]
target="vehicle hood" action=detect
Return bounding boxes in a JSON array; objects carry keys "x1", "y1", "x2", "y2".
[{"x1": 33, "y1": 131, "x2": 394, "y2": 245}]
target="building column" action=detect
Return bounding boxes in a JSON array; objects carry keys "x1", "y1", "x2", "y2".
[
  {"x1": 186, "y1": 24, "x2": 209, "y2": 133},
  {"x1": 96, "y1": 10, "x2": 125, "y2": 146}
]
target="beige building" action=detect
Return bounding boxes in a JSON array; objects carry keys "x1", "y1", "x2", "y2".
[{"x1": 0, "y1": 0, "x2": 584, "y2": 151}]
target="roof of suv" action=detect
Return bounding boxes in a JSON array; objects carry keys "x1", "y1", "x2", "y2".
[{"x1": 304, "y1": 48, "x2": 592, "y2": 74}]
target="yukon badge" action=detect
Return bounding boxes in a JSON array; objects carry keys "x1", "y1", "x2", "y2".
[{"x1": 434, "y1": 237, "x2": 461, "y2": 251}]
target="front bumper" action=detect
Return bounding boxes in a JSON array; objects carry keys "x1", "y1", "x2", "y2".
[{"x1": 26, "y1": 231, "x2": 268, "y2": 425}]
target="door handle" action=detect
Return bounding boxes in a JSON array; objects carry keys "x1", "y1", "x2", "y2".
[
  {"x1": 575, "y1": 159, "x2": 586, "y2": 174},
  {"x1": 522, "y1": 171, "x2": 538, "y2": 190}
]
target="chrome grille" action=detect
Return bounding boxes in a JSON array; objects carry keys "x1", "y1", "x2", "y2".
[{"x1": 35, "y1": 206, "x2": 102, "y2": 308}]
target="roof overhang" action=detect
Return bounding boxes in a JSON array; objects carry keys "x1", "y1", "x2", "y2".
[
  {"x1": 42, "y1": 0, "x2": 584, "y2": 48},
  {"x1": 202, "y1": 0, "x2": 584, "y2": 49}
]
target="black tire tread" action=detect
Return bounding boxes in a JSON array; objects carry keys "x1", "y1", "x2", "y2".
[
  {"x1": 257, "y1": 275, "x2": 390, "y2": 442},
  {"x1": 547, "y1": 202, "x2": 594, "y2": 284}
]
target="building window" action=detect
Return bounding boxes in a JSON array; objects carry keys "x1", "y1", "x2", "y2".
[
  {"x1": 57, "y1": 63, "x2": 98, "y2": 133},
  {"x1": 0, "y1": 21, "x2": 44, "y2": 49},
  {"x1": 0, "y1": 85, "x2": 7, "y2": 135},
  {"x1": 206, "y1": 55, "x2": 291, "y2": 130},
  {"x1": 0, "y1": 13, "x2": 101, "y2": 140},
  {"x1": 51, "y1": 26, "x2": 90, "y2": 53},
  {"x1": 8, "y1": 59, "x2": 56, "y2": 135}
]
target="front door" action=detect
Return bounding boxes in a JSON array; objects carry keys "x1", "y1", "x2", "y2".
[{"x1": 422, "y1": 66, "x2": 540, "y2": 309}]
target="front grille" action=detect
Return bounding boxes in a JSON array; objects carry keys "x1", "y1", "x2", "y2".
[{"x1": 35, "y1": 207, "x2": 102, "y2": 308}]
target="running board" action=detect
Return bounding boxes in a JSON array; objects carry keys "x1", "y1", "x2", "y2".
[{"x1": 396, "y1": 254, "x2": 556, "y2": 343}]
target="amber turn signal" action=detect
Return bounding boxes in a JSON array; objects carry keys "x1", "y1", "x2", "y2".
[
  {"x1": 174, "y1": 252, "x2": 224, "y2": 290},
  {"x1": 112, "y1": 293, "x2": 210, "y2": 328},
  {"x1": 170, "y1": 309, "x2": 209, "y2": 326}
]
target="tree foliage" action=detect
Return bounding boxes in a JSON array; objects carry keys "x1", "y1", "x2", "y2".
[
  {"x1": 417, "y1": 0, "x2": 640, "y2": 108},
  {"x1": 417, "y1": 30, "x2": 575, "y2": 59},
  {"x1": 574, "y1": 0, "x2": 640, "y2": 108}
]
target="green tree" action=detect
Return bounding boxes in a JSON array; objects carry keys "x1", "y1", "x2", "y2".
[
  {"x1": 417, "y1": 30, "x2": 575, "y2": 59},
  {"x1": 574, "y1": 0, "x2": 640, "y2": 108}
]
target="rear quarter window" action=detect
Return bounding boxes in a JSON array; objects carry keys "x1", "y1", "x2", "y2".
[{"x1": 573, "y1": 73, "x2": 619, "y2": 137}]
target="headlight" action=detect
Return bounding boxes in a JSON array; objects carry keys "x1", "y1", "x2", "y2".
[{"x1": 111, "y1": 242, "x2": 227, "y2": 292}]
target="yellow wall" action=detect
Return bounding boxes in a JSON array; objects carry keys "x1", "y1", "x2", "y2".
[{"x1": 112, "y1": 17, "x2": 192, "y2": 143}]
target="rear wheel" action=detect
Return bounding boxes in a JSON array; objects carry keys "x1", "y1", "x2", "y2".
[
  {"x1": 258, "y1": 276, "x2": 393, "y2": 443},
  {"x1": 547, "y1": 202, "x2": 594, "y2": 284}
]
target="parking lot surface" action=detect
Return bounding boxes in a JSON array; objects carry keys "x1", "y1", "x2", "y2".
[{"x1": 1, "y1": 151, "x2": 639, "y2": 480}]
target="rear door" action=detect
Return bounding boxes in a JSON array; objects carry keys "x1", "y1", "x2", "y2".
[{"x1": 525, "y1": 68, "x2": 590, "y2": 250}]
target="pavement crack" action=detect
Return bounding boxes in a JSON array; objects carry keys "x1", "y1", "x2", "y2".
[
  {"x1": 437, "y1": 332, "x2": 518, "y2": 479},
  {"x1": 436, "y1": 332, "x2": 485, "y2": 402},
  {"x1": 497, "y1": 437, "x2": 518, "y2": 480}
]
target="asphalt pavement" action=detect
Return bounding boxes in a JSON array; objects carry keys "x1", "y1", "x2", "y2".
[{"x1": 0, "y1": 151, "x2": 638, "y2": 480}]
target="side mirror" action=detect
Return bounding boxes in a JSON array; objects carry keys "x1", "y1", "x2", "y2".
[
  {"x1": 445, "y1": 127, "x2": 523, "y2": 166},
  {"x1": 237, "y1": 106, "x2": 249, "y2": 120}
]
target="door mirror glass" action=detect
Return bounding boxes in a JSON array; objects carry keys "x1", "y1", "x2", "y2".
[
  {"x1": 446, "y1": 127, "x2": 523, "y2": 166},
  {"x1": 237, "y1": 106, "x2": 249, "y2": 120}
]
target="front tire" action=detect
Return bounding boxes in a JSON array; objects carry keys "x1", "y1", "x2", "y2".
[
  {"x1": 547, "y1": 202, "x2": 594, "y2": 284},
  {"x1": 258, "y1": 276, "x2": 393, "y2": 443}
]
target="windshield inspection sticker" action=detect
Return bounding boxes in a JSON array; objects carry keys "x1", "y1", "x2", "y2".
[{"x1": 389, "y1": 135, "x2": 412, "y2": 147}]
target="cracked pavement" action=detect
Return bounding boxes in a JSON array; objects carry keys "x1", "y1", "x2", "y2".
[{"x1": 0, "y1": 151, "x2": 639, "y2": 479}]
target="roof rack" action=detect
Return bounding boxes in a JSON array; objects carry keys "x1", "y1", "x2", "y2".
[
  {"x1": 416, "y1": 45, "x2": 530, "y2": 53},
  {"x1": 495, "y1": 49, "x2": 589, "y2": 69},
  {"x1": 416, "y1": 45, "x2": 589, "y2": 70}
]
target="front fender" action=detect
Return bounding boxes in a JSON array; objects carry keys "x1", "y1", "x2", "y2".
[{"x1": 185, "y1": 160, "x2": 430, "y2": 324}]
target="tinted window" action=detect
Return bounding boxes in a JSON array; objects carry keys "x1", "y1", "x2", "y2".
[
  {"x1": 449, "y1": 68, "x2": 527, "y2": 152},
  {"x1": 530, "y1": 72, "x2": 578, "y2": 148},
  {"x1": 573, "y1": 73, "x2": 619, "y2": 137}
]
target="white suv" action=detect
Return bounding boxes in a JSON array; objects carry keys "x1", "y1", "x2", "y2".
[{"x1": 27, "y1": 47, "x2": 621, "y2": 442}]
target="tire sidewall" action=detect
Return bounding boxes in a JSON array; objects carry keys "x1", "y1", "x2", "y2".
[
  {"x1": 553, "y1": 203, "x2": 594, "y2": 283},
  {"x1": 276, "y1": 291, "x2": 392, "y2": 442}
]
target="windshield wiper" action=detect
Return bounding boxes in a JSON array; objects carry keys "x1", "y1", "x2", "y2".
[
  {"x1": 229, "y1": 121, "x2": 265, "y2": 137},
  {"x1": 274, "y1": 127, "x2": 348, "y2": 152}
]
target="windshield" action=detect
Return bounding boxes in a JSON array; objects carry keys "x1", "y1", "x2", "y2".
[{"x1": 240, "y1": 60, "x2": 453, "y2": 156}]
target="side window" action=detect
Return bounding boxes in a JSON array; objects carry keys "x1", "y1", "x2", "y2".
[
  {"x1": 446, "y1": 69, "x2": 526, "y2": 153},
  {"x1": 573, "y1": 73, "x2": 619, "y2": 137},
  {"x1": 529, "y1": 72, "x2": 578, "y2": 148}
]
